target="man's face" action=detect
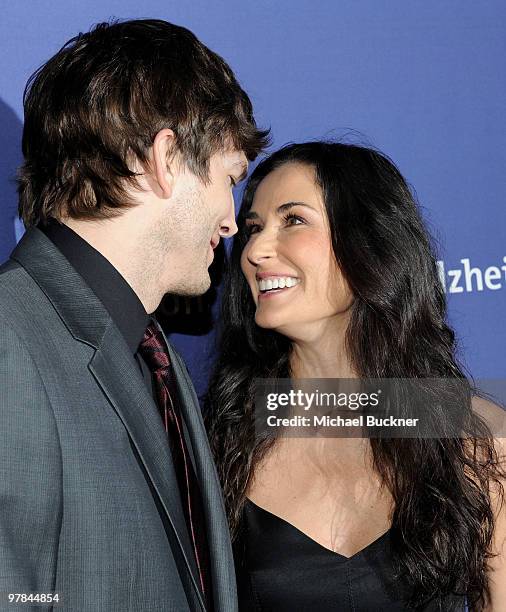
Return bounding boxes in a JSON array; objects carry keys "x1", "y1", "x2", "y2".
[{"x1": 152, "y1": 148, "x2": 247, "y2": 297}]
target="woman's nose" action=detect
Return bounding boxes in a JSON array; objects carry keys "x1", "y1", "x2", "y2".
[{"x1": 245, "y1": 230, "x2": 277, "y2": 266}]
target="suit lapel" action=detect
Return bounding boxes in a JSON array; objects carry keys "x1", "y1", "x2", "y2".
[
  {"x1": 163, "y1": 334, "x2": 238, "y2": 612},
  {"x1": 11, "y1": 229, "x2": 206, "y2": 612},
  {"x1": 89, "y1": 326, "x2": 206, "y2": 611}
]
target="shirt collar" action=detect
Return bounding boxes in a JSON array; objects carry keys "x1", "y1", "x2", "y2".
[{"x1": 39, "y1": 219, "x2": 150, "y2": 355}]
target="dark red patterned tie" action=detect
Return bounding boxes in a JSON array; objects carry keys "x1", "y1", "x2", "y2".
[{"x1": 139, "y1": 321, "x2": 212, "y2": 610}]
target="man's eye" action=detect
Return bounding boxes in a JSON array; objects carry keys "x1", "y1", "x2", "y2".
[{"x1": 229, "y1": 176, "x2": 237, "y2": 187}]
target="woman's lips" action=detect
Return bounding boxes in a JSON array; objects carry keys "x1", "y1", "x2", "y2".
[
  {"x1": 258, "y1": 282, "x2": 300, "y2": 300},
  {"x1": 255, "y1": 271, "x2": 298, "y2": 280}
]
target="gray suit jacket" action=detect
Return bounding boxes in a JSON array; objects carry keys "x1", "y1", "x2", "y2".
[{"x1": 0, "y1": 228, "x2": 237, "y2": 612}]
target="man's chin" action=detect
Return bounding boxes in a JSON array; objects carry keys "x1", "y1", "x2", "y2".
[{"x1": 171, "y1": 272, "x2": 211, "y2": 297}]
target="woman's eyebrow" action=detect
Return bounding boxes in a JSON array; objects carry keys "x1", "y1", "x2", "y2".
[
  {"x1": 276, "y1": 201, "x2": 317, "y2": 214},
  {"x1": 245, "y1": 201, "x2": 317, "y2": 221}
]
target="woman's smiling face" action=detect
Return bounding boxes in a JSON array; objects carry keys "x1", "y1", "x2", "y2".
[{"x1": 240, "y1": 162, "x2": 354, "y2": 340}]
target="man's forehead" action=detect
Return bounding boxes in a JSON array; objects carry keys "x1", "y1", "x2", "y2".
[
  {"x1": 226, "y1": 148, "x2": 248, "y2": 165},
  {"x1": 226, "y1": 149, "x2": 249, "y2": 178},
  {"x1": 212, "y1": 147, "x2": 248, "y2": 179}
]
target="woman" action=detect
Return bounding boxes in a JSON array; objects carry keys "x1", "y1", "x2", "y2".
[{"x1": 205, "y1": 142, "x2": 506, "y2": 611}]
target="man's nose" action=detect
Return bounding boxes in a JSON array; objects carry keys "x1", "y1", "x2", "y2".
[{"x1": 219, "y1": 196, "x2": 238, "y2": 238}]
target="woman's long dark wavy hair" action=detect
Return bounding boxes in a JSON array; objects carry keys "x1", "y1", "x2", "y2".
[{"x1": 205, "y1": 142, "x2": 504, "y2": 610}]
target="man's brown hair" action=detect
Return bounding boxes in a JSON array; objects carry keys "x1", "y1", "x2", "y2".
[{"x1": 18, "y1": 19, "x2": 269, "y2": 226}]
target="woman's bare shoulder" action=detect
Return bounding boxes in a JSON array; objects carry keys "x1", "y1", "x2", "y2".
[{"x1": 471, "y1": 395, "x2": 506, "y2": 441}]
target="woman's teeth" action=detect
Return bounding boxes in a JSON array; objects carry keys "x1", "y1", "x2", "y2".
[{"x1": 257, "y1": 277, "x2": 300, "y2": 292}]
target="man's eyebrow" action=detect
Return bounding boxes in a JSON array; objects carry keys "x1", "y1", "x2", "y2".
[{"x1": 244, "y1": 201, "x2": 317, "y2": 220}]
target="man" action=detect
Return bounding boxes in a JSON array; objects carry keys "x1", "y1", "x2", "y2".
[{"x1": 0, "y1": 19, "x2": 268, "y2": 612}]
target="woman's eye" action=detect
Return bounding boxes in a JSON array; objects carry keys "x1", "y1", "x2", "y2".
[
  {"x1": 245, "y1": 224, "x2": 261, "y2": 236},
  {"x1": 284, "y1": 213, "x2": 305, "y2": 226}
]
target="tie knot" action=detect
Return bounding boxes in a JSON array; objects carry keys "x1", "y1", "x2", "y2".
[{"x1": 138, "y1": 321, "x2": 171, "y2": 372}]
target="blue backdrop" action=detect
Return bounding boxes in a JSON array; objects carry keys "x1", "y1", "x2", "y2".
[{"x1": 1, "y1": 1, "x2": 504, "y2": 399}]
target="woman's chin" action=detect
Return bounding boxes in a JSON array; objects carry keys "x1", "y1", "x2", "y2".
[
  {"x1": 254, "y1": 311, "x2": 284, "y2": 330},
  {"x1": 254, "y1": 312, "x2": 298, "y2": 335}
]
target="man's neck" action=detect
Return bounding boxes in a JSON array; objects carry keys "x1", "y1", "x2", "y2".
[{"x1": 62, "y1": 216, "x2": 159, "y2": 314}]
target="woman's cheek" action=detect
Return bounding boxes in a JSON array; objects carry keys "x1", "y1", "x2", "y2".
[
  {"x1": 288, "y1": 228, "x2": 315, "y2": 246},
  {"x1": 240, "y1": 250, "x2": 248, "y2": 276},
  {"x1": 286, "y1": 230, "x2": 328, "y2": 263}
]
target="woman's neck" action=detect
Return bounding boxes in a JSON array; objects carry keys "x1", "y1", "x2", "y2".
[{"x1": 289, "y1": 316, "x2": 356, "y2": 379}]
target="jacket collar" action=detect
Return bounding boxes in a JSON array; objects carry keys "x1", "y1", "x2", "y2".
[
  {"x1": 11, "y1": 227, "x2": 208, "y2": 611},
  {"x1": 11, "y1": 227, "x2": 112, "y2": 348}
]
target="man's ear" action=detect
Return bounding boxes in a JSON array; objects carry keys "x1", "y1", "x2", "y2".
[{"x1": 151, "y1": 128, "x2": 177, "y2": 198}]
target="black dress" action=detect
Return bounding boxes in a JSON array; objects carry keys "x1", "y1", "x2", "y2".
[{"x1": 234, "y1": 498, "x2": 467, "y2": 612}]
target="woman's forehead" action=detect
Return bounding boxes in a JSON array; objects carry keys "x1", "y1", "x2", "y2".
[{"x1": 251, "y1": 163, "x2": 321, "y2": 213}]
